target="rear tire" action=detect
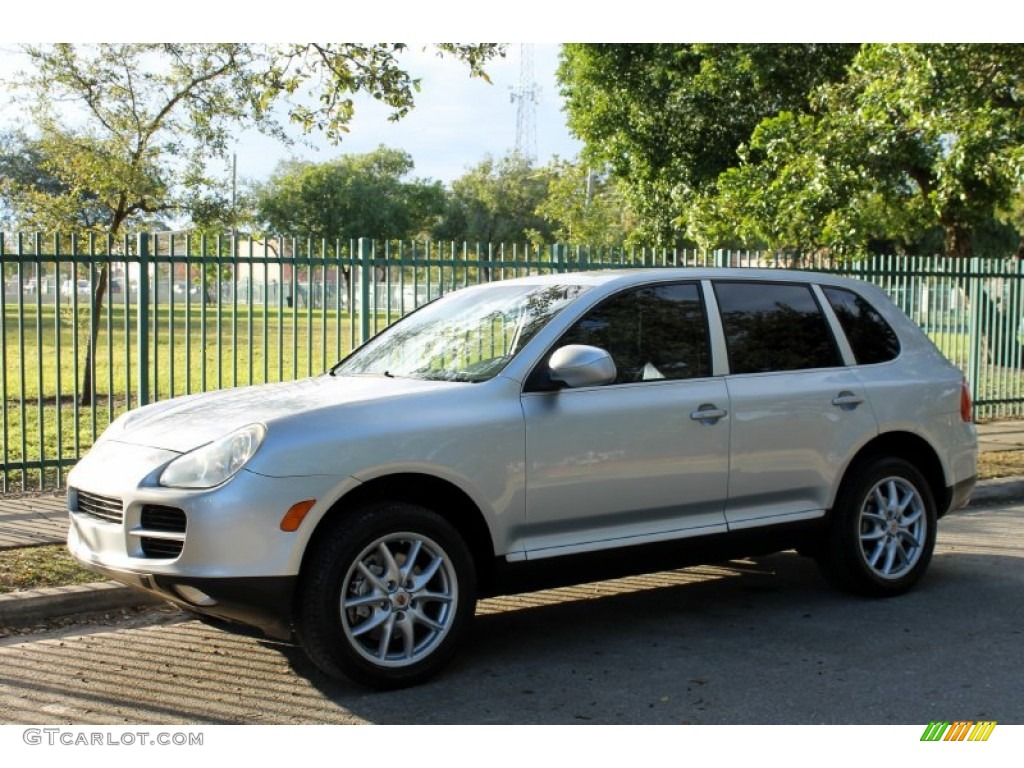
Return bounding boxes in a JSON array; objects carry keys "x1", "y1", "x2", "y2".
[
  {"x1": 817, "y1": 457, "x2": 936, "y2": 597},
  {"x1": 297, "y1": 500, "x2": 477, "y2": 689}
]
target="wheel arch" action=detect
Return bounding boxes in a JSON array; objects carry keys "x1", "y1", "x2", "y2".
[
  {"x1": 834, "y1": 431, "x2": 950, "y2": 517},
  {"x1": 301, "y1": 472, "x2": 498, "y2": 592}
]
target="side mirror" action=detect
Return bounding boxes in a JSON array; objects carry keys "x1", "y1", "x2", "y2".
[{"x1": 548, "y1": 345, "x2": 617, "y2": 388}]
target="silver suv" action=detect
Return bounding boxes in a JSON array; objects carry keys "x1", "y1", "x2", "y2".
[{"x1": 67, "y1": 269, "x2": 977, "y2": 688}]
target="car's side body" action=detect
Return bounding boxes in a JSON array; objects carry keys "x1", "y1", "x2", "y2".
[{"x1": 66, "y1": 268, "x2": 977, "y2": 687}]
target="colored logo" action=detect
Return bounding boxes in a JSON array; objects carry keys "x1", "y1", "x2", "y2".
[{"x1": 920, "y1": 721, "x2": 997, "y2": 742}]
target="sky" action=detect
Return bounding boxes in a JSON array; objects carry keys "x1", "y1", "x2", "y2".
[{"x1": 226, "y1": 44, "x2": 583, "y2": 186}]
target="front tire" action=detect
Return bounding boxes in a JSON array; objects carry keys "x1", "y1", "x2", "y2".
[
  {"x1": 297, "y1": 501, "x2": 477, "y2": 689},
  {"x1": 818, "y1": 457, "x2": 937, "y2": 597}
]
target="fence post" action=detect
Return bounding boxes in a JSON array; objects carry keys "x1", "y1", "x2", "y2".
[
  {"x1": 967, "y1": 257, "x2": 981, "y2": 418},
  {"x1": 358, "y1": 237, "x2": 372, "y2": 345},
  {"x1": 552, "y1": 243, "x2": 566, "y2": 273},
  {"x1": 137, "y1": 232, "x2": 150, "y2": 406}
]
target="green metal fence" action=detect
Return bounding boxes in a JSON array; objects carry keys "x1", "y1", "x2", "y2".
[{"x1": 2, "y1": 232, "x2": 1023, "y2": 490}]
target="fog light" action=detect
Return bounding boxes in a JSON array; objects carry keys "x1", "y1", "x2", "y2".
[{"x1": 173, "y1": 584, "x2": 217, "y2": 606}]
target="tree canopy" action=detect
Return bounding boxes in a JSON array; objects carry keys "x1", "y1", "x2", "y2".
[
  {"x1": 535, "y1": 159, "x2": 633, "y2": 247},
  {"x1": 558, "y1": 44, "x2": 857, "y2": 246},
  {"x1": 692, "y1": 44, "x2": 1024, "y2": 259},
  {"x1": 253, "y1": 147, "x2": 445, "y2": 241},
  {"x1": 559, "y1": 43, "x2": 1024, "y2": 259},
  {"x1": 434, "y1": 153, "x2": 555, "y2": 245}
]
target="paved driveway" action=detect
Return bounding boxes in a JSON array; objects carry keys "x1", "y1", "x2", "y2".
[{"x1": 0, "y1": 504, "x2": 1022, "y2": 725}]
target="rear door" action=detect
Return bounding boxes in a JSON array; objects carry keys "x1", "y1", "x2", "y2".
[{"x1": 712, "y1": 280, "x2": 878, "y2": 529}]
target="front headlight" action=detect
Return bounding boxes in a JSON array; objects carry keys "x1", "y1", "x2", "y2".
[{"x1": 159, "y1": 424, "x2": 266, "y2": 489}]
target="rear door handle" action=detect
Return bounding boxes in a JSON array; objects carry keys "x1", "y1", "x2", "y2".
[
  {"x1": 832, "y1": 391, "x2": 864, "y2": 410},
  {"x1": 690, "y1": 404, "x2": 728, "y2": 423}
]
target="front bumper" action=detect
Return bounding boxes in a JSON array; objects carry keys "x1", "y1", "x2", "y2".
[
  {"x1": 65, "y1": 439, "x2": 349, "y2": 640},
  {"x1": 79, "y1": 557, "x2": 297, "y2": 640},
  {"x1": 66, "y1": 439, "x2": 346, "y2": 577}
]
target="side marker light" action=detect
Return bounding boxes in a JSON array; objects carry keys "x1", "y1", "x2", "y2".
[{"x1": 280, "y1": 499, "x2": 317, "y2": 532}]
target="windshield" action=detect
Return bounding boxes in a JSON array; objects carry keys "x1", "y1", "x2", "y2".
[{"x1": 334, "y1": 283, "x2": 588, "y2": 382}]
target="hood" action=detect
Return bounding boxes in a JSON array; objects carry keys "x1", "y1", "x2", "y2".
[{"x1": 104, "y1": 374, "x2": 460, "y2": 453}]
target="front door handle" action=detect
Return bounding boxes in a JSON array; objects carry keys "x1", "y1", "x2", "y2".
[
  {"x1": 690, "y1": 404, "x2": 728, "y2": 423},
  {"x1": 832, "y1": 391, "x2": 864, "y2": 410}
]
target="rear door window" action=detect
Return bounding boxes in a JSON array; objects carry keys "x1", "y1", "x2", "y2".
[{"x1": 714, "y1": 281, "x2": 842, "y2": 374}]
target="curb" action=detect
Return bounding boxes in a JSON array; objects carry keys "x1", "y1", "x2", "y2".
[
  {"x1": 0, "y1": 581, "x2": 166, "y2": 630},
  {"x1": 2, "y1": 477, "x2": 1023, "y2": 631}
]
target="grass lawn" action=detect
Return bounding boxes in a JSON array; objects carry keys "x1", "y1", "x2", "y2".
[{"x1": 0, "y1": 543, "x2": 96, "y2": 593}]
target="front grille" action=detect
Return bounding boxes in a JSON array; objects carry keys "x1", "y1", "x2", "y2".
[
  {"x1": 140, "y1": 505, "x2": 187, "y2": 533},
  {"x1": 75, "y1": 490, "x2": 124, "y2": 524},
  {"x1": 140, "y1": 537, "x2": 185, "y2": 558}
]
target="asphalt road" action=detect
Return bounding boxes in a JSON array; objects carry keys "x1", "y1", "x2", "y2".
[{"x1": 0, "y1": 501, "x2": 1022, "y2": 725}]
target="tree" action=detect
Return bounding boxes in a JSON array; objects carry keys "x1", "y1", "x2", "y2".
[
  {"x1": 557, "y1": 44, "x2": 858, "y2": 245},
  {"x1": 253, "y1": 146, "x2": 445, "y2": 241},
  {"x1": 1, "y1": 43, "x2": 502, "y2": 404},
  {"x1": 0, "y1": 129, "x2": 109, "y2": 230},
  {"x1": 434, "y1": 154, "x2": 555, "y2": 245},
  {"x1": 1003, "y1": 186, "x2": 1024, "y2": 257},
  {"x1": 691, "y1": 44, "x2": 1024, "y2": 260},
  {"x1": 535, "y1": 159, "x2": 634, "y2": 246},
  {"x1": 692, "y1": 47, "x2": 1024, "y2": 262}
]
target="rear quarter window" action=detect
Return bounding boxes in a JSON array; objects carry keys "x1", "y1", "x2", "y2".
[{"x1": 822, "y1": 286, "x2": 901, "y2": 365}]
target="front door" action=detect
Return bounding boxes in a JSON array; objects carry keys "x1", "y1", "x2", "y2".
[{"x1": 520, "y1": 281, "x2": 730, "y2": 558}]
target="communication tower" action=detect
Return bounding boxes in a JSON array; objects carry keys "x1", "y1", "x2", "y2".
[{"x1": 509, "y1": 44, "x2": 540, "y2": 161}]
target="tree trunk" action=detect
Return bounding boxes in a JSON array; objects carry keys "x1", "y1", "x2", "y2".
[
  {"x1": 79, "y1": 262, "x2": 109, "y2": 407},
  {"x1": 81, "y1": 215, "x2": 125, "y2": 407},
  {"x1": 944, "y1": 221, "x2": 974, "y2": 261}
]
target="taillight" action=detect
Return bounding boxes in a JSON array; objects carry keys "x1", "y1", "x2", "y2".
[{"x1": 960, "y1": 380, "x2": 973, "y2": 422}]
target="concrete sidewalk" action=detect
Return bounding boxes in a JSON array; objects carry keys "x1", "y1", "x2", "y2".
[
  {"x1": 976, "y1": 419, "x2": 1024, "y2": 453},
  {"x1": 2, "y1": 419, "x2": 1024, "y2": 630},
  {"x1": 0, "y1": 494, "x2": 66, "y2": 550}
]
